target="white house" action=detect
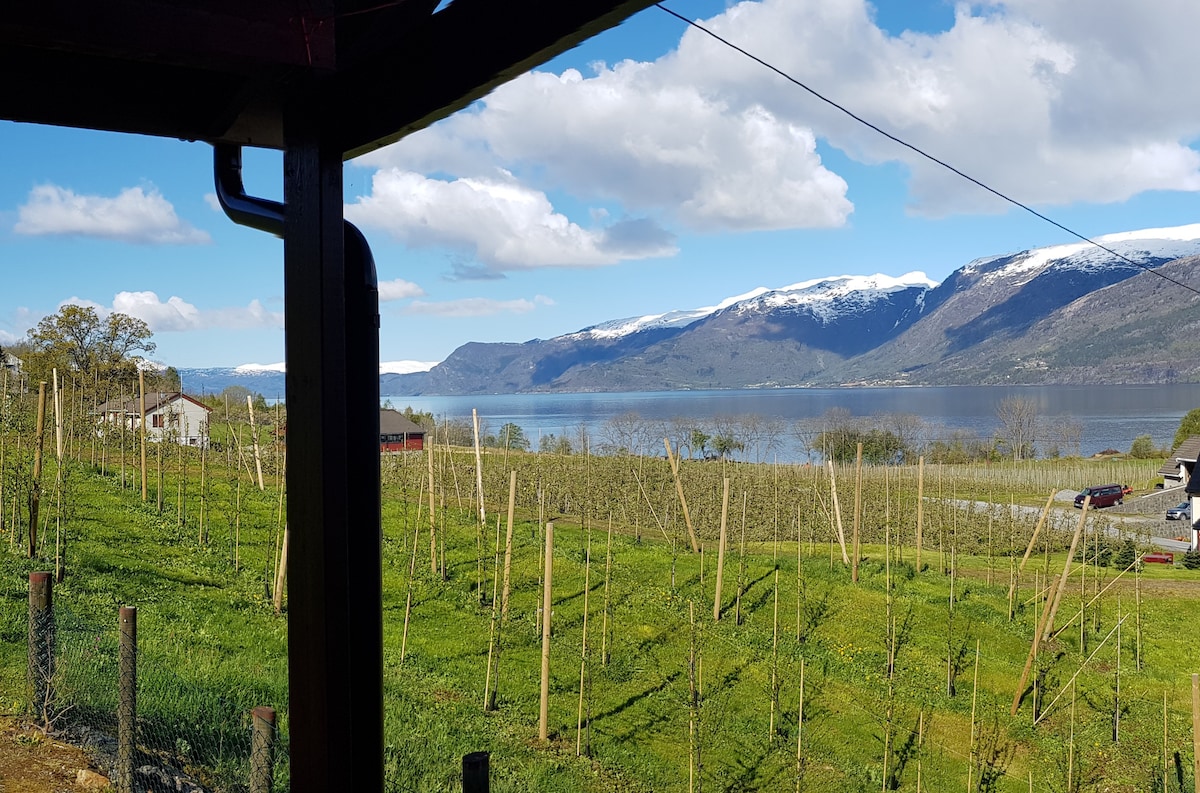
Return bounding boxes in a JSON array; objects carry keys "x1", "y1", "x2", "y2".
[{"x1": 97, "y1": 392, "x2": 212, "y2": 445}]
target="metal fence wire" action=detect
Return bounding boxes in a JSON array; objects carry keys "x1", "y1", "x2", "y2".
[{"x1": 18, "y1": 588, "x2": 289, "y2": 793}]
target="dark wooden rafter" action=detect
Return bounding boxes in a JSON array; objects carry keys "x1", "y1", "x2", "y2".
[{"x1": 2, "y1": 0, "x2": 658, "y2": 158}]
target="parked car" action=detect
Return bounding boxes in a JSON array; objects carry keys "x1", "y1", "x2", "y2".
[
  {"x1": 1166, "y1": 502, "x2": 1191, "y2": 520},
  {"x1": 1074, "y1": 484, "x2": 1125, "y2": 508}
]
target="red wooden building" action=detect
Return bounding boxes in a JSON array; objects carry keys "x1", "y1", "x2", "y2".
[{"x1": 380, "y1": 408, "x2": 426, "y2": 452}]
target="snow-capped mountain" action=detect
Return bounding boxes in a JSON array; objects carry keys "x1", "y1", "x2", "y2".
[{"x1": 351, "y1": 223, "x2": 1200, "y2": 394}]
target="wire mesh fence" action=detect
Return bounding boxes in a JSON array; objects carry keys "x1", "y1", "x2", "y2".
[{"x1": 7, "y1": 579, "x2": 289, "y2": 793}]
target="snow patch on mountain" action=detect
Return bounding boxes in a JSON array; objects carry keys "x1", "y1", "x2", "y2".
[
  {"x1": 235, "y1": 362, "x2": 287, "y2": 374},
  {"x1": 568, "y1": 286, "x2": 771, "y2": 340},
  {"x1": 232, "y1": 360, "x2": 438, "y2": 375},
  {"x1": 381, "y1": 360, "x2": 439, "y2": 374},
  {"x1": 729, "y1": 272, "x2": 937, "y2": 322},
  {"x1": 963, "y1": 224, "x2": 1200, "y2": 286}
]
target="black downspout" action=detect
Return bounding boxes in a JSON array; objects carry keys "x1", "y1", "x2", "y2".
[{"x1": 213, "y1": 142, "x2": 384, "y2": 791}]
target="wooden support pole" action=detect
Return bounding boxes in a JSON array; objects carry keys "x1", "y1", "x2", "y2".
[
  {"x1": 539, "y1": 521, "x2": 554, "y2": 742},
  {"x1": 247, "y1": 395, "x2": 265, "y2": 491},
  {"x1": 1044, "y1": 496, "x2": 1090, "y2": 640},
  {"x1": 117, "y1": 606, "x2": 137, "y2": 793},
  {"x1": 250, "y1": 706, "x2": 277, "y2": 793},
  {"x1": 29, "y1": 382, "x2": 47, "y2": 559},
  {"x1": 27, "y1": 572, "x2": 54, "y2": 726},
  {"x1": 827, "y1": 461, "x2": 850, "y2": 565},
  {"x1": 138, "y1": 369, "x2": 147, "y2": 502},
  {"x1": 915, "y1": 456, "x2": 924, "y2": 572},
  {"x1": 1193, "y1": 673, "x2": 1200, "y2": 793},
  {"x1": 664, "y1": 438, "x2": 701, "y2": 554},
  {"x1": 713, "y1": 478, "x2": 729, "y2": 621},
  {"x1": 273, "y1": 527, "x2": 289, "y2": 615},
  {"x1": 852, "y1": 443, "x2": 862, "y2": 583},
  {"x1": 1011, "y1": 574, "x2": 1060, "y2": 715}
]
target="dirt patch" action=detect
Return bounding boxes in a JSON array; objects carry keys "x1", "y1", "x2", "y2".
[{"x1": 0, "y1": 716, "x2": 106, "y2": 792}]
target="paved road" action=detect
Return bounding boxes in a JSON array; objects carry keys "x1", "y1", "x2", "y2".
[{"x1": 945, "y1": 498, "x2": 1193, "y2": 553}]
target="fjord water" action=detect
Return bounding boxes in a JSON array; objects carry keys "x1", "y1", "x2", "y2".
[{"x1": 390, "y1": 384, "x2": 1200, "y2": 461}]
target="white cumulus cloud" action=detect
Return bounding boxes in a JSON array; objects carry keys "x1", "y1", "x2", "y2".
[
  {"x1": 404, "y1": 295, "x2": 554, "y2": 318},
  {"x1": 346, "y1": 170, "x2": 676, "y2": 274},
  {"x1": 107, "y1": 291, "x2": 282, "y2": 332},
  {"x1": 356, "y1": 0, "x2": 1200, "y2": 223},
  {"x1": 15, "y1": 184, "x2": 211, "y2": 244},
  {"x1": 378, "y1": 278, "x2": 426, "y2": 302}
]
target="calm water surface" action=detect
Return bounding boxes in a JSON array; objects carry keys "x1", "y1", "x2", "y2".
[{"x1": 387, "y1": 384, "x2": 1200, "y2": 461}]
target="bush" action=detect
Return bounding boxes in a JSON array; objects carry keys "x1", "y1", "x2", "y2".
[
  {"x1": 1183, "y1": 550, "x2": 1200, "y2": 570},
  {"x1": 1129, "y1": 435, "x2": 1156, "y2": 459},
  {"x1": 1112, "y1": 540, "x2": 1138, "y2": 569}
]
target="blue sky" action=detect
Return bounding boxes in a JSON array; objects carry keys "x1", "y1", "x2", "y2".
[{"x1": 2, "y1": 0, "x2": 1199, "y2": 371}]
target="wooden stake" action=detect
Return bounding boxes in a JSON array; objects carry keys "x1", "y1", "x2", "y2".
[
  {"x1": 427, "y1": 446, "x2": 437, "y2": 576},
  {"x1": 602, "y1": 515, "x2": 613, "y2": 666},
  {"x1": 1068, "y1": 680, "x2": 1076, "y2": 792},
  {"x1": 915, "y1": 457, "x2": 924, "y2": 572},
  {"x1": 769, "y1": 567, "x2": 779, "y2": 743},
  {"x1": 1193, "y1": 673, "x2": 1200, "y2": 793},
  {"x1": 576, "y1": 530, "x2": 591, "y2": 756},
  {"x1": 246, "y1": 395, "x2": 264, "y2": 490},
  {"x1": 968, "y1": 639, "x2": 979, "y2": 793},
  {"x1": 139, "y1": 369, "x2": 147, "y2": 502},
  {"x1": 539, "y1": 521, "x2": 554, "y2": 743},
  {"x1": 664, "y1": 438, "x2": 701, "y2": 554},
  {"x1": 827, "y1": 461, "x2": 850, "y2": 565},
  {"x1": 688, "y1": 600, "x2": 698, "y2": 793},
  {"x1": 472, "y1": 409, "x2": 487, "y2": 603},
  {"x1": 400, "y1": 519, "x2": 421, "y2": 665},
  {"x1": 29, "y1": 381, "x2": 47, "y2": 559},
  {"x1": 852, "y1": 443, "x2": 862, "y2": 583},
  {"x1": 1164, "y1": 690, "x2": 1170, "y2": 793},
  {"x1": 273, "y1": 527, "x2": 288, "y2": 614},
  {"x1": 1044, "y1": 496, "x2": 1090, "y2": 639},
  {"x1": 713, "y1": 478, "x2": 729, "y2": 621},
  {"x1": 736, "y1": 492, "x2": 747, "y2": 625},
  {"x1": 795, "y1": 657, "x2": 805, "y2": 793},
  {"x1": 1011, "y1": 573, "x2": 1060, "y2": 715},
  {"x1": 916, "y1": 710, "x2": 924, "y2": 793}
]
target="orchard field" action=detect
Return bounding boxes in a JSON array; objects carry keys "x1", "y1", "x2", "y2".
[{"x1": 0, "y1": 387, "x2": 1198, "y2": 791}]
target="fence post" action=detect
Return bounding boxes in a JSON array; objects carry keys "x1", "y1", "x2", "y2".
[
  {"x1": 462, "y1": 751, "x2": 490, "y2": 793},
  {"x1": 251, "y1": 706, "x2": 277, "y2": 793},
  {"x1": 28, "y1": 572, "x2": 54, "y2": 725},
  {"x1": 118, "y1": 606, "x2": 137, "y2": 793}
]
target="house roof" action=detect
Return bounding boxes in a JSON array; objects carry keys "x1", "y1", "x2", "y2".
[
  {"x1": 1, "y1": 0, "x2": 658, "y2": 159},
  {"x1": 1160, "y1": 435, "x2": 1200, "y2": 475},
  {"x1": 97, "y1": 392, "x2": 213, "y2": 415},
  {"x1": 380, "y1": 408, "x2": 425, "y2": 436}
]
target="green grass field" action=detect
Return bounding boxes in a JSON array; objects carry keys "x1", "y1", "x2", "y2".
[{"x1": 0, "y1": 447, "x2": 1197, "y2": 792}]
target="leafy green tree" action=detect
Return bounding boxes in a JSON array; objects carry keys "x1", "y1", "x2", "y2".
[
  {"x1": 1129, "y1": 434, "x2": 1156, "y2": 459},
  {"x1": 815, "y1": 427, "x2": 908, "y2": 464},
  {"x1": 494, "y1": 422, "x2": 529, "y2": 451},
  {"x1": 689, "y1": 429, "x2": 710, "y2": 459},
  {"x1": 1174, "y1": 408, "x2": 1200, "y2": 449},
  {"x1": 539, "y1": 433, "x2": 572, "y2": 455},
  {"x1": 711, "y1": 433, "x2": 745, "y2": 459},
  {"x1": 26, "y1": 304, "x2": 154, "y2": 391}
]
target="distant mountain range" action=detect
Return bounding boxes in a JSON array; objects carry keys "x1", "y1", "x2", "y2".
[{"x1": 185, "y1": 224, "x2": 1200, "y2": 395}]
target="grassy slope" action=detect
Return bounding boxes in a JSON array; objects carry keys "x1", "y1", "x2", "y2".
[{"x1": 0, "y1": 451, "x2": 1197, "y2": 791}]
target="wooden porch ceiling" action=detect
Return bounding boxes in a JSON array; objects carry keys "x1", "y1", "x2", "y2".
[{"x1": 0, "y1": 0, "x2": 659, "y2": 157}]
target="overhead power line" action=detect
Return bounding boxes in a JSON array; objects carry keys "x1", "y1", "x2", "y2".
[{"x1": 654, "y1": 3, "x2": 1200, "y2": 299}]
